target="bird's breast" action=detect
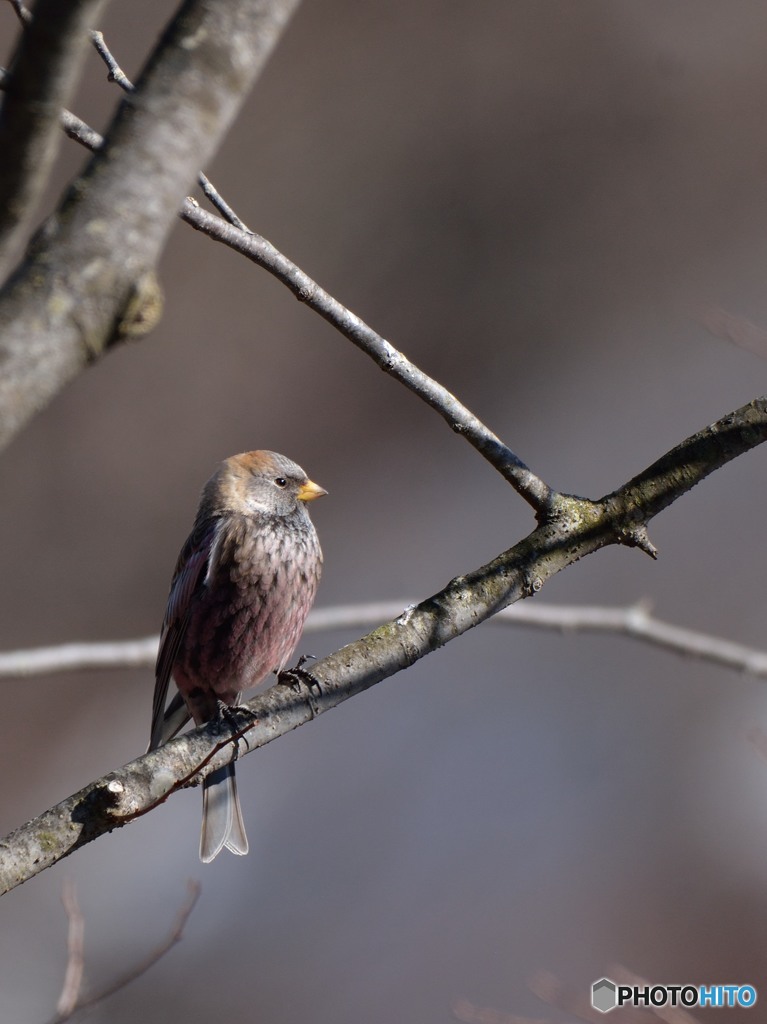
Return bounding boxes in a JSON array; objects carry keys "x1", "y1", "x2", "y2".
[{"x1": 173, "y1": 516, "x2": 321, "y2": 707}]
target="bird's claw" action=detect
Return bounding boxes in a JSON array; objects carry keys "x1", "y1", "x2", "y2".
[
  {"x1": 279, "y1": 655, "x2": 322, "y2": 695},
  {"x1": 214, "y1": 701, "x2": 246, "y2": 756}
]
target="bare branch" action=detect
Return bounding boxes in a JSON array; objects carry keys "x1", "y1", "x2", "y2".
[
  {"x1": 2, "y1": 394, "x2": 767, "y2": 893},
  {"x1": 0, "y1": 0, "x2": 110, "y2": 277},
  {"x1": 47, "y1": 880, "x2": 201, "y2": 1023},
  {"x1": 0, "y1": 66, "x2": 105, "y2": 150},
  {"x1": 89, "y1": 29, "x2": 253, "y2": 231},
  {"x1": 6, "y1": 1, "x2": 32, "y2": 26},
  {"x1": 89, "y1": 29, "x2": 133, "y2": 93},
  {"x1": 0, "y1": 0, "x2": 301, "y2": 453},
  {"x1": 58, "y1": 105, "x2": 104, "y2": 152},
  {"x1": 55, "y1": 880, "x2": 85, "y2": 1019},
  {"x1": 0, "y1": 57, "x2": 548, "y2": 509},
  {"x1": 182, "y1": 203, "x2": 552, "y2": 512},
  {"x1": 0, "y1": 635, "x2": 159, "y2": 677},
  {"x1": 603, "y1": 399, "x2": 767, "y2": 527},
  {"x1": 0, "y1": 62, "x2": 102, "y2": 153},
  {"x1": 197, "y1": 173, "x2": 252, "y2": 231},
  {"x1": 490, "y1": 599, "x2": 767, "y2": 677},
  {"x1": 3, "y1": 599, "x2": 767, "y2": 680}
]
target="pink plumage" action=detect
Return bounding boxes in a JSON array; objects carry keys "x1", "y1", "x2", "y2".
[{"x1": 149, "y1": 451, "x2": 325, "y2": 862}]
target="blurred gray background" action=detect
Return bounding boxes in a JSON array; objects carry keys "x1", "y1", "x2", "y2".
[{"x1": 2, "y1": 1, "x2": 767, "y2": 1020}]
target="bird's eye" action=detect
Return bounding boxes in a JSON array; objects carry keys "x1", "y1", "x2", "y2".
[{"x1": 274, "y1": 477, "x2": 287, "y2": 488}]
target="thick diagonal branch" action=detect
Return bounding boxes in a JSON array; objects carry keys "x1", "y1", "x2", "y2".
[
  {"x1": 0, "y1": 0, "x2": 109, "y2": 277},
  {"x1": 0, "y1": 0, "x2": 301, "y2": 452},
  {"x1": 1, "y1": 395, "x2": 766, "y2": 894}
]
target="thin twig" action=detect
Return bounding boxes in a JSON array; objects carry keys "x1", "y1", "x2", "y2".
[
  {"x1": 0, "y1": 60, "x2": 549, "y2": 511},
  {"x1": 0, "y1": 63, "x2": 104, "y2": 150},
  {"x1": 0, "y1": 634, "x2": 159, "y2": 677},
  {"x1": 0, "y1": 0, "x2": 110, "y2": 277},
  {"x1": 183, "y1": 202, "x2": 553, "y2": 510},
  {"x1": 58, "y1": 103, "x2": 104, "y2": 151},
  {"x1": 48, "y1": 880, "x2": 201, "y2": 1024},
  {"x1": 56, "y1": 880, "x2": 85, "y2": 1018},
  {"x1": 198, "y1": 173, "x2": 252, "y2": 232},
  {"x1": 87, "y1": 31, "x2": 252, "y2": 231},
  {"x1": 2, "y1": 601, "x2": 767, "y2": 680},
  {"x1": 6, "y1": 0, "x2": 31, "y2": 25},
  {"x1": 89, "y1": 30, "x2": 133, "y2": 92},
  {"x1": 15, "y1": 19, "x2": 545, "y2": 500}
]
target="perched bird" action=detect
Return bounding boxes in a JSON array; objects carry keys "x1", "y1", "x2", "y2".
[{"x1": 149, "y1": 451, "x2": 325, "y2": 862}]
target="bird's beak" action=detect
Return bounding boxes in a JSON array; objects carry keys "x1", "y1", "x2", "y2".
[{"x1": 297, "y1": 479, "x2": 327, "y2": 503}]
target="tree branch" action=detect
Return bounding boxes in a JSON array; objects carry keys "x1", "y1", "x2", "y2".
[
  {"x1": 0, "y1": 0, "x2": 301, "y2": 453},
  {"x1": 0, "y1": 635, "x2": 159, "y2": 677},
  {"x1": 3, "y1": 599, "x2": 767, "y2": 680},
  {"x1": 2, "y1": 394, "x2": 766, "y2": 894},
  {"x1": 48, "y1": 880, "x2": 201, "y2": 1023},
  {"x1": 0, "y1": 57, "x2": 551, "y2": 512},
  {"x1": 181, "y1": 202, "x2": 553, "y2": 512},
  {"x1": 55, "y1": 879, "x2": 85, "y2": 1019},
  {"x1": 88, "y1": 28, "x2": 253, "y2": 230},
  {"x1": 89, "y1": 29, "x2": 133, "y2": 93},
  {"x1": 76, "y1": 26, "x2": 549, "y2": 507},
  {"x1": 0, "y1": 0, "x2": 109, "y2": 277}
]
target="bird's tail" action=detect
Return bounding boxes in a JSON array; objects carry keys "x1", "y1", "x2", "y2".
[{"x1": 200, "y1": 763, "x2": 249, "y2": 863}]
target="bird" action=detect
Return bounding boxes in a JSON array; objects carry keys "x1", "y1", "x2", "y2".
[{"x1": 148, "y1": 450, "x2": 326, "y2": 862}]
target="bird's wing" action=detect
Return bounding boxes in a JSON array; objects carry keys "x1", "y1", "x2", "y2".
[{"x1": 148, "y1": 517, "x2": 219, "y2": 750}]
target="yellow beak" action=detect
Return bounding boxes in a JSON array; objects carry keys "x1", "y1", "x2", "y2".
[{"x1": 297, "y1": 479, "x2": 327, "y2": 503}]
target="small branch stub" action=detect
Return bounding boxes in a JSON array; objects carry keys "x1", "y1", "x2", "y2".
[
  {"x1": 625, "y1": 525, "x2": 658, "y2": 560},
  {"x1": 112, "y1": 271, "x2": 164, "y2": 341}
]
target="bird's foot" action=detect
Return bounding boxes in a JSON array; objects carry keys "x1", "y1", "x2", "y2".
[
  {"x1": 214, "y1": 701, "x2": 246, "y2": 757},
  {"x1": 278, "y1": 656, "x2": 323, "y2": 718},
  {"x1": 278, "y1": 654, "x2": 322, "y2": 696}
]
